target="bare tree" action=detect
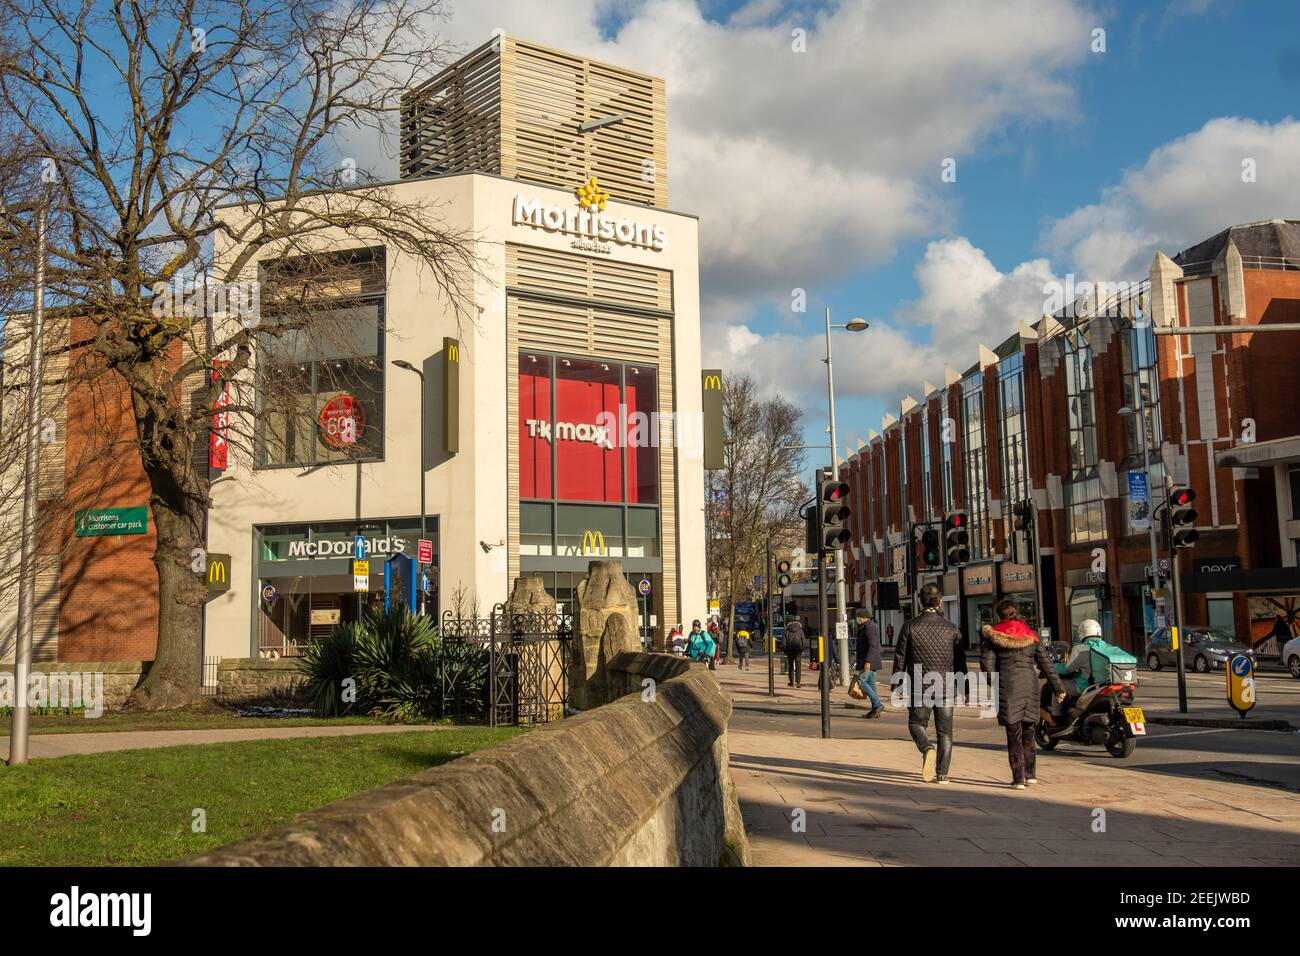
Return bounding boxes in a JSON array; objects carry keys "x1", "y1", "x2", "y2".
[
  {"x1": 0, "y1": 0, "x2": 480, "y2": 707},
  {"x1": 704, "y1": 374, "x2": 808, "y2": 638}
]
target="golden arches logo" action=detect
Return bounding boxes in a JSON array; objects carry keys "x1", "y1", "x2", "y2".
[
  {"x1": 208, "y1": 560, "x2": 227, "y2": 584},
  {"x1": 581, "y1": 530, "x2": 606, "y2": 555},
  {"x1": 703, "y1": 374, "x2": 722, "y2": 391},
  {"x1": 574, "y1": 177, "x2": 609, "y2": 211},
  {"x1": 447, "y1": 343, "x2": 459, "y2": 362}
]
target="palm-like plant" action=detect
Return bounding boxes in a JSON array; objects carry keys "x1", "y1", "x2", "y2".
[{"x1": 298, "y1": 608, "x2": 487, "y2": 721}]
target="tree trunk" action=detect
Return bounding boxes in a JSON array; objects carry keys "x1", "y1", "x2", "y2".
[{"x1": 127, "y1": 421, "x2": 208, "y2": 709}]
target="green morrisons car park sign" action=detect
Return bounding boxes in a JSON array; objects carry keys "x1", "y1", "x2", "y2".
[{"x1": 74, "y1": 507, "x2": 149, "y2": 537}]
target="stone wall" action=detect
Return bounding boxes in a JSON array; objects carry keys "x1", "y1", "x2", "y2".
[
  {"x1": 215, "y1": 658, "x2": 304, "y2": 706},
  {"x1": 28, "y1": 661, "x2": 147, "y2": 710},
  {"x1": 176, "y1": 651, "x2": 750, "y2": 867}
]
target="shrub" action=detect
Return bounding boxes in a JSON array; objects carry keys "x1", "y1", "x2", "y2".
[{"x1": 298, "y1": 609, "x2": 488, "y2": 722}]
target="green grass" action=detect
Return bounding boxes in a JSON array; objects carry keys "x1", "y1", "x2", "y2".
[
  {"x1": 0, "y1": 727, "x2": 521, "y2": 866},
  {"x1": 18, "y1": 706, "x2": 402, "y2": 735}
]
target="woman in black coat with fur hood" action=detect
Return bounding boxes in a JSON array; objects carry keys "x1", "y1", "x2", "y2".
[{"x1": 979, "y1": 600, "x2": 1066, "y2": 789}]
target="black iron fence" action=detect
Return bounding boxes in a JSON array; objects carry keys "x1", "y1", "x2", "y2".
[{"x1": 440, "y1": 604, "x2": 572, "y2": 727}]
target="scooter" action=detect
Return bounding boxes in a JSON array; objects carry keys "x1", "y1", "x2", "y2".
[{"x1": 1035, "y1": 639, "x2": 1144, "y2": 758}]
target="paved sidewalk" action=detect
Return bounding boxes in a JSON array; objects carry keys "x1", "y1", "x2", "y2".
[
  {"x1": 730, "y1": 728, "x2": 1300, "y2": 867},
  {"x1": 3, "y1": 723, "x2": 443, "y2": 761}
]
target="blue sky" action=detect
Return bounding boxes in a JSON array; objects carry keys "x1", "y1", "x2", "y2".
[
  {"x1": 415, "y1": 0, "x2": 1298, "y2": 479},
  {"x1": 674, "y1": 0, "x2": 1300, "y2": 463},
  {"x1": 36, "y1": 0, "x2": 1299, "y2": 481}
]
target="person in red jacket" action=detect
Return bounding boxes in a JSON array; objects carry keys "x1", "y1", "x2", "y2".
[{"x1": 980, "y1": 600, "x2": 1066, "y2": 789}]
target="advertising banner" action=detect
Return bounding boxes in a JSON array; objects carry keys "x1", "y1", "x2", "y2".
[
  {"x1": 1128, "y1": 471, "x2": 1151, "y2": 532},
  {"x1": 209, "y1": 364, "x2": 229, "y2": 470}
]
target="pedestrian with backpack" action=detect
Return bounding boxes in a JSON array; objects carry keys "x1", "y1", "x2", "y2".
[
  {"x1": 734, "y1": 629, "x2": 751, "y2": 670},
  {"x1": 783, "y1": 619, "x2": 806, "y2": 688}
]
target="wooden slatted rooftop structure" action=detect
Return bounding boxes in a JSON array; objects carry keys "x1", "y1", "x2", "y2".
[{"x1": 401, "y1": 36, "x2": 668, "y2": 208}]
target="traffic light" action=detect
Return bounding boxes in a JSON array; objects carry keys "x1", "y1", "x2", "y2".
[
  {"x1": 804, "y1": 504, "x2": 818, "y2": 555},
  {"x1": 1168, "y1": 486, "x2": 1199, "y2": 549},
  {"x1": 920, "y1": 526, "x2": 941, "y2": 569},
  {"x1": 944, "y1": 511, "x2": 969, "y2": 567},
  {"x1": 776, "y1": 559, "x2": 793, "y2": 589},
  {"x1": 815, "y1": 478, "x2": 852, "y2": 551},
  {"x1": 1012, "y1": 499, "x2": 1034, "y2": 532}
]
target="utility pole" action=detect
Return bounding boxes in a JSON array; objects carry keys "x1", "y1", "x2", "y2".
[
  {"x1": 766, "y1": 536, "x2": 775, "y2": 698},
  {"x1": 7, "y1": 196, "x2": 48, "y2": 767},
  {"x1": 817, "y1": 534, "x2": 831, "y2": 738},
  {"x1": 824, "y1": 306, "x2": 854, "y2": 685}
]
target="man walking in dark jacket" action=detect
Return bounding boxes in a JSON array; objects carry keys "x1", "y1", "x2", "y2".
[
  {"x1": 783, "y1": 619, "x2": 806, "y2": 688},
  {"x1": 854, "y1": 609, "x2": 884, "y2": 717},
  {"x1": 892, "y1": 584, "x2": 963, "y2": 784}
]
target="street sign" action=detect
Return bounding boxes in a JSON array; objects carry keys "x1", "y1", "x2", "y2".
[
  {"x1": 355, "y1": 534, "x2": 367, "y2": 559},
  {"x1": 1158, "y1": 557, "x2": 1171, "y2": 576},
  {"x1": 708, "y1": 599, "x2": 719, "y2": 614},
  {"x1": 353, "y1": 559, "x2": 370, "y2": 592},
  {"x1": 261, "y1": 584, "x2": 277, "y2": 605},
  {"x1": 74, "y1": 506, "x2": 148, "y2": 537},
  {"x1": 1227, "y1": 653, "x2": 1256, "y2": 717},
  {"x1": 417, "y1": 538, "x2": 434, "y2": 564},
  {"x1": 638, "y1": 578, "x2": 651, "y2": 596}
]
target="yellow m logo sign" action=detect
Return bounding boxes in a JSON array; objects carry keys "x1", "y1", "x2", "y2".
[
  {"x1": 208, "y1": 560, "x2": 226, "y2": 584},
  {"x1": 581, "y1": 530, "x2": 606, "y2": 555},
  {"x1": 448, "y1": 343, "x2": 459, "y2": 362},
  {"x1": 703, "y1": 374, "x2": 721, "y2": 391}
]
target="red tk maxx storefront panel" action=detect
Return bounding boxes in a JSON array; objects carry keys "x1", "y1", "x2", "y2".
[{"x1": 519, "y1": 354, "x2": 657, "y2": 504}]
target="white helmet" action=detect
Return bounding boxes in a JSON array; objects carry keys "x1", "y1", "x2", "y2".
[{"x1": 1078, "y1": 619, "x2": 1103, "y2": 639}]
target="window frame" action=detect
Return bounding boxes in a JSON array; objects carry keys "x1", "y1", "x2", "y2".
[{"x1": 253, "y1": 290, "x2": 387, "y2": 470}]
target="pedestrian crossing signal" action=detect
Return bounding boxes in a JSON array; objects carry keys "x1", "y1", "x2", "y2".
[
  {"x1": 944, "y1": 511, "x2": 969, "y2": 567},
  {"x1": 920, "y1": 527, "x2": 941, "y2": 569},
  {"x1": 816, "y1": 478, "x2": 852, "y2": 551},
  {"x1": 1168, "y1": 486, "x2": 1199, "y2": 549}
]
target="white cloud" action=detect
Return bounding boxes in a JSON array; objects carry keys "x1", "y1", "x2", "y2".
[
  {"x1": 1045, "y1": 116, "x2": 1300, "y2": 281},
  {"x1": 343, "y1": 0, "x2": 1096, "y2": 310},
  {"x1": 716, "y1": 236, "x2": 1062, "y2": 405}
]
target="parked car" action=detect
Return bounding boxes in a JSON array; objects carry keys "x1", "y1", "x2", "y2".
[
  {"x1": 1144, "y1": 626, "x2": 1257, "y2": 673},
  {"x1": 1283, "y1": 634, "x2": 1300, "y2": 679}
]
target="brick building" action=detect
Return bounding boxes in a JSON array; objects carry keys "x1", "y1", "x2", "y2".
[{"x1": 844, "y1": 218, "x2": 1300, "y2": 657}]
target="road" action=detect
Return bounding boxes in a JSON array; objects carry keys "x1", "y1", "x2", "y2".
[{"x1": 722, "y1": 662, "x2": 1300, "y2": 793}]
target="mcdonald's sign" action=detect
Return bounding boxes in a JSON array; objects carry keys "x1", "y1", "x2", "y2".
[
  {"x1": 581, "y1": 530, "x2": 607, "y2": 556},
  {"x1": 702, "y1": 368, "x2": 724, "y2": 470},
  {"x1": 206, "y1": 553, "x2": 231, "y2": 594},
  {"x1": 443, "y1": 336, "x2": 460, "y2": 454}
]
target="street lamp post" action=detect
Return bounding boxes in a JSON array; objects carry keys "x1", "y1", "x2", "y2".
[
  {"x1": 1120, "y1": 311, "x2": 1185, "y2": 713},
  {"x1": 392, "y1": 360, "x2": 427, "y2": 616},
  {"x1": 823, "y1": 307, "x2": 868, "y2": 686},
  {"x1": 5, "y1": 196, "x2": 48, "y2": 766}
]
